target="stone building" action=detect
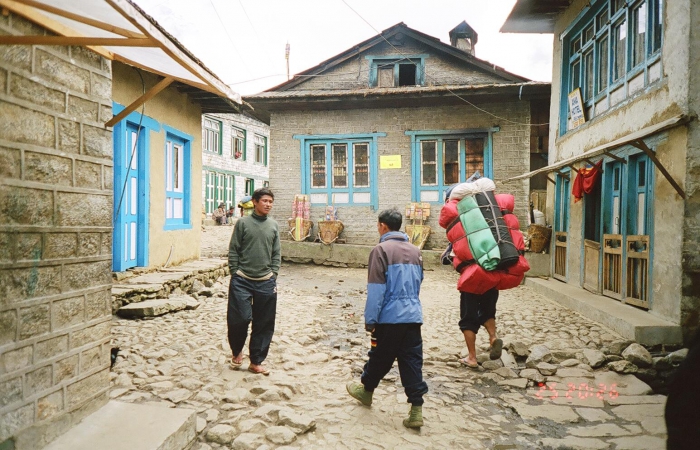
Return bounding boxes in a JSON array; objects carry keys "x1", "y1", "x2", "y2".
[
  {"x1": 0, "y1": 1, "x2": 240, "y2": 448},
  {"x1": 245, "y1": 22, "x2": 550, "y2": 249},
  {"x1": 201, "y1": 113, "x2": 270, "y2": 217},
  {"x1": 502, "y1": 0, "x2": 698, "y2": 344}
]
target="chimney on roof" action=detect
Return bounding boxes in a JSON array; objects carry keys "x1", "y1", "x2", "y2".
[{"x1": 449, "y1": 21, "x2": 478, "y2": 56}]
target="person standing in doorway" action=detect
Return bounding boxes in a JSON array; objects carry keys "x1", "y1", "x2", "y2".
[
  {"x1": 346, "y1": 208, "x2": 429, "y2": 429},
  {"x1": 227, "y1": 187, "x2": 280, "y2": 375}
]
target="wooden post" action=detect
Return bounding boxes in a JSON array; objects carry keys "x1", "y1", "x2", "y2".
[
  {"x1": 105, "y1": 76, "x2": 174, "y2": 127},
  {"x1": 630, "y1": 140, "x2": 686, "y2": 199}
]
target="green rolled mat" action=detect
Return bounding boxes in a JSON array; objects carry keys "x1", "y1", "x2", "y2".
[{"x1": 457, "y1": 195, "x2": 500, "y2": 271}]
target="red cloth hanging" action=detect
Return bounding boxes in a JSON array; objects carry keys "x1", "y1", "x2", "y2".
[{"x1": 572, "y1": 160, "x2": 603, "y2": 202}]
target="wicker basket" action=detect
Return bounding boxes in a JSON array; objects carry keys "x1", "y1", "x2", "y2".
[
  {"x1": 528, "y1": 224, "x2": 552, "y2": 253},
  {"x1": 405, "y1": 224, "x2": 431, "y2": 250},
  {"x1": 288, "y1": 218, "x2": 313, "y2": 242},
  {"x1": 318, "y1": 221, "x2": 344, "y2": 245}
]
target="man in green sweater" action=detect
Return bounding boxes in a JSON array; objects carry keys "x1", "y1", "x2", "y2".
[{"x1": 227, "y1": 187, "x2": 281, "y2": 375}]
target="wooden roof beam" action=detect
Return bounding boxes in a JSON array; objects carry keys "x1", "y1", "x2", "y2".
[
  {"x1": 11, "y1": 0, "x2": 146, "y2": 38},
  {"x1": 0, "y1": 35, "x2": 155, "y2": 46},
  {"x1": 0, "y1": 0, "x2": 113, "y2": 59}
]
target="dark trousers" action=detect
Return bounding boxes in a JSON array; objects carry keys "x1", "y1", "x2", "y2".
[
  {"x1": 459, "y1": 288, "x2": 499, "y2": 333},
  {"x1": 361, "y1": 324, "x2": 429, "y2": 406},
  {"x1": 227, "y1": 275, "x2": 277, "y2": 365}
]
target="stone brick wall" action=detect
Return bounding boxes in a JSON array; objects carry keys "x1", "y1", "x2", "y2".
[
  {"x1": 293, "y1": 40, "x2": 512, "y2": 91},
  {"x1": 201, "y1": 113, "x2": 269, "y2": 216},
  {"x1": 0, "y1": 13, "x2": 112, "y2": 449},
  {"x1": 267, "y1": 100, "x2": 531, "y2": 250}
]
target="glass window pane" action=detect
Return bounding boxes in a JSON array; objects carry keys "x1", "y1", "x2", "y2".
[
  {"x1": 421, "y1": 141, "x2": 436, "y2": 162},
  {"x1": 612, "y1": 0, "x2": 625, "y2": 13},
  {"x1": 332, "y1": 144, "x2": 348, "y2": 188},
  {"x1": 173, "y1": 145, "x2": 180, "y2": 191},
  {"x1": 353, "y1": 143, "x2": 369, "y2": 187},
  {"x1": 613, "y1": 20, "x2": 627, "y2": 81},
  {"x1": 583, "y1": 50, "x2": 594, "y2": 100},
  {"x1": 637, "y1": 192, "x2": 646, "y2": 234},
  {"x1": 571, "y1": 59, "x2": 581, "y2": 92},
  {"x1": 422, "y1": 164, "x2": 436, "y2": 185},
  {"x1": 584, "y1": 24, "x2": 594, "y2": 43},
  {"x1": 465, "y1": 138, "x2": 484, "y2": 177},
  {"x1": 311, "y1": 145, "x2": 326, "y2": 188},
  {"x1": 421, "y1": 141, "x2": 437, "y2": 185},
  {"x1": 166, "y1": 142, "x2": 172, "y2": 191},
  {"x1": 638, "y1": 160, "x2": 646, "y2": 187},
  {"x1": 597, "y1": 35, "x2": 609, "y2": 93},
  {"x1": 597, "y1": 9, "x2": 609, "y2": 31},
  {"x1": 632, "y1": 2, "x2": 647, "y2": 67},
  {"x1": 443, "y1": 140, "x2": 459, "y2": 185},
  {"x1": 571, "y1": 36, "x2": 581, "y2": 54},
  {"x1": 652, "y1": 0, "x2": 663, "y2": 53}
]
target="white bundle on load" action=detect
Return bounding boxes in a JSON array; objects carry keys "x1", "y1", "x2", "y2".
[{"x1": 449, "y1": 177, "x2": 496, "y2": 201}]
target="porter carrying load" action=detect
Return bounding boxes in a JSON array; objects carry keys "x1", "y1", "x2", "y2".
[{"x1": 439, "y1": 177, "x2": 529, "y2": 294}]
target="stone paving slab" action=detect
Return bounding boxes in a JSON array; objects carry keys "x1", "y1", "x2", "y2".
[
  {"x1": 44, "y1": 401, "x2": 196, "y2": 450},
  {"x1": 110, "y1": 264, "x2": 670, "y2": 449}
]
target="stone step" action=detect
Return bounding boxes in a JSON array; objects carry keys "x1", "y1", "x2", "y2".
[
  {"x1": 525, "y1": 277, "x2": 682, "y2": 346},
  {"x1": 43, "y1": 401, "x2": 196, "y2": 450},
  {"x1": 116, "y1": 296, "x2": 199, "y2": 318}
]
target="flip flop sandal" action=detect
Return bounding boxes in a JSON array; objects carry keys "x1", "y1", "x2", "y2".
[
  {"x1": 489, "y1": 339, "x2": 503, "y2": 361},
  {"x1": 229, "y1": 360, "x2": 242, "y2": 369},
  {"x1": 458, "y1": 358, "x2": 479, "y2": 369},
  {"x1": 248, "y1": 365, "x2": 270, "y2": 376}
]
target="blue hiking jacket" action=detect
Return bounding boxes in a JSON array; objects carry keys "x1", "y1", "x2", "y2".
[{"x1": 364, "y1": 231, "x2": 424, "y2": 325}]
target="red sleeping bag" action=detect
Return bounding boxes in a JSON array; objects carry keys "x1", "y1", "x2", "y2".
[{"x1": 439, "y1": 193, "x2": 529, "y2": 294}]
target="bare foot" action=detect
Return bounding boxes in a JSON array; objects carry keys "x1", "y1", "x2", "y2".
[{"x1": 232, "y1": 352, "x2": 243, "y2": 365}]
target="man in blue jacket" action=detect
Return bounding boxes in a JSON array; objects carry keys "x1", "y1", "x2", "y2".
[{"x1": 346, "y1": 208, "x2": 429, "y2": 428}]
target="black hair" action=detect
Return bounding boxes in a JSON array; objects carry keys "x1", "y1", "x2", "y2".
[
  {"x1": 378, "y1": 208, "x2": 402, "y2": 231},
  {"x1": 252, "y1": 187, "x2": 274, "y2": 202}
]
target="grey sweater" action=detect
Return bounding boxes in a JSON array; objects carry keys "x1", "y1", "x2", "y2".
[{"x1": 228, "y1": 212, "x2": 281, "y2": 278}]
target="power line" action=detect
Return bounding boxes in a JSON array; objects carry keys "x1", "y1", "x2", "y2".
[
  {"x1": 209, "y1": 0, "x2": 246, "y2": 72},
  {"x1": 338, "y1": 0, "x2": 549, "y2": 127},
  {"x1": 236, "y1": 0, "x2": 277, "y2": 71}
]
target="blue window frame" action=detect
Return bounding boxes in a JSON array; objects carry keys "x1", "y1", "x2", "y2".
[
  {"x1": 560, "y1": 0, "x2": 664, "y2": 135},
  {"x1": 406, "y1": 129, "x2": 496, "y2": 204},
  {"x1": 295, "y1": 133, "x2": 385, "y2": 209},
  {"x1": 367, "y1": 54, "x2": 428, "y2": 87},
  {"x1": 163, "y1": 125, "x2": 193, "y2": 230}
]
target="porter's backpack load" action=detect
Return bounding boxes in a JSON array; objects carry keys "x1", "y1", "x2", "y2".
[{"x1": 439, "y1": 178, "x2": 529, "y2": 294}]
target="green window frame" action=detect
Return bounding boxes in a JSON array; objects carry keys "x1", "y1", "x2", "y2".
[
  {"x1": 203, "y1": 117, "x2": 222, "y2": 154},
  {"x1": 254, "y1": 134, "x2": 267, "y2": 166},
  {"x1": 232, "y1": 126, "x2": 246, "y2": 160},
  {"x1": 561, "y1": 0, "x2": 664, "y2": 135}
]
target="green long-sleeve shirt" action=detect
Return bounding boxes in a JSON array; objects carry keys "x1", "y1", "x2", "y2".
[{"x1": 228, "y1": 212, "x2": 281, "y2": 278}]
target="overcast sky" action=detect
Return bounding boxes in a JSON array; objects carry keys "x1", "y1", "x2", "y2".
[{"x1": 136, "y1": 0, "x2": 554, "y2": 96}]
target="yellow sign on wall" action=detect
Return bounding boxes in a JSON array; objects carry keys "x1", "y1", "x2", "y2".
[{"x1": 380, "y1": 155, "x2": 402, "y2": 169}]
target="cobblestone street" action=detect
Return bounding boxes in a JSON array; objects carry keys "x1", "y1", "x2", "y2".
[{"x1": 109, "y1": 227, "x2": 668, "y2": 449}]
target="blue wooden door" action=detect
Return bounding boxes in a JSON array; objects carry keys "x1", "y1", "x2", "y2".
[
  {"x1": 602, "y1": 161, "x2": 625, "y2": 299},
  {"x1": 114, "y1": 124, "x2": 143, "y2": 271}
]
